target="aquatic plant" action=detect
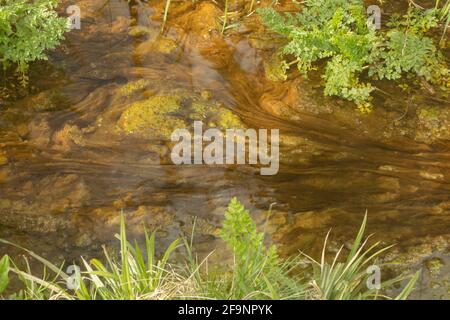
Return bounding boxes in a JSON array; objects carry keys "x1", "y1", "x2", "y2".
[
  {"x1": 0, "y1": 199, "x2": 418, "y2": 300},
  {"x1": 436, "y1": 0, "x2": 450, "y2": 41},
  {"x1": 258, "y1": 0, "x2": 450, "y2": 112},
  {"x1": 0, "y1": 0, "x2": 69, "y2": 85},
  {"x1": 222, "y1": 0, "x2": 229, "y2": 35},
  {"x1": 161, "y1": 0, "x2": 172, "y2": 32},
  {"x1": 0, "y1": 255, "x2": 9, "y2": 295}
]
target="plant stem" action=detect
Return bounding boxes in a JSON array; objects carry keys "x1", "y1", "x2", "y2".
[
  {"x1": 249, "y1": 0, "x2": 255, "y2": 13},
  {"x1": 161, "y1": 0, "x2": 171, "y2": 33},
  {"x1": 222, "y1": 0, "x2": 229, "y2": 35}
]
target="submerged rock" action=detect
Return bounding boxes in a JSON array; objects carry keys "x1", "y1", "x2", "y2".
[
  {"x1": 25, "y1": 89, "x2": 71, "y2": 112},
  {"x1": 0, "y1": 153, "x2": 7, "y2": 166},
  {"x1": 135, "y1": 36, "x2": 178, "y2": 56},
  {"x1": 117, "y1": 91, "x2": 244, "y2": 140},
  {"x1": 119, "y1": 79, "x2": 151, "y2": 97},
  {"x1": 128, "y1": 25, "x2": 153, "y2": 38},
  {"x1": 52, "y1": 124, "x2": 86, "y2": 152},
  {"x1": 415, "y1": 105, "x2": 450, "y2": 142},
  {"x1": 264, "y1": 53, "x2": 288, "y2": 82},
  {"x1": 117, "y1": 95, "x2": 186, "y2": 139},
  {"x1": 426, "y1": 257, "x2": 445, "y2": 275}
]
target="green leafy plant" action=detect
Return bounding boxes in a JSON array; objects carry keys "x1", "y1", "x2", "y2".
[
  {"x1": 0, "y1": 255, "x2": 9, "y2": 295},
  {"x1": 0, "y1": 0, "x2": 68, "y2": 85},
  {"x1": 258, "y1": 0, "x2": 449, "y2": 112}
]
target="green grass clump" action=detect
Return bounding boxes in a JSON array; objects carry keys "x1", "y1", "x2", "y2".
[
  {"x1": 0, "y1": 0, "x2": 69, "y2": 85},
  {"x1": 0, "y1": 198, "x2": 419, "y2": 300}
]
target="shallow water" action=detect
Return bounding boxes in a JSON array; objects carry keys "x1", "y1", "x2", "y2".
[{"x1": 0, "y1": 0, "x2": 450, "y2": 298}]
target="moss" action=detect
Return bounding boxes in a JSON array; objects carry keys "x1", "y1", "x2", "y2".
[
  {"x1": 0, "y1": 154, "x2": 7, "y2": 166},
  {"x1": 418, "y1": 106, "x2": 440, "y2": 122},
  {"x1": 119, "y1": 79, "x2": 150, "y2": 97},
  {"x1": 190, "y1": 102, "x2": 209, "y2": 120},
  {"x1": 30, "y1": 89, "x2": 71, "y2": 112},
  {"x1": 128, "y1": 26, "x2": 152, "y2": 37},
  {"x1": 416, "y1": 105, "x2": 450, "y2": 142},
  {"x1": 188, "y1": 97, "x2": 244, "y2": 130},
  {"x1": 152, "y1": 38, "x2": 178, "y2": 54},
  {"x1": 201, "y1": 90, "x2": 212, "y2": 100},
  {"x1": 263, "y1": 53, "x2": 288, "y2": 82},
  {"x1": 118, "y1": 95, "x2": 186, "y2": 139},
  {"x1": 425, "y1": 257, "x2": 445, "y2": 275},
  {"x1": 217, "y1": 109, "x2": 244, "y2": 129}
]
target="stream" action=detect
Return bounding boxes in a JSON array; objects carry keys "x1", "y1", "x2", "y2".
[{"x1": 1, "y1": 0, "x2": 450, "y2": 298}]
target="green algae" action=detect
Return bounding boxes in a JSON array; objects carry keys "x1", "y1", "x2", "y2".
[
  {"x1": 263, "y1": 53, "x2": 288, "y2": 82},
  {"x1": 128, "y1": 26, "x2": 152, "y2": 38},
  {"x1": 119, "y1": 79, "x2": 151, "y2": 97},
  {"x1": 425, "y1": 257, "x2": 445, "y2": 275},
  {"x1": 416, "y1": 105, "x2": 450, "y2": 142},
  {"x1": 216, "y1": 108, "x2": 243, "y2": 129},
  {"x1": 118, "y1": 95, "x2": 186, "y2": 139},
  {"x1": 152, "y1": 37, "x2": 178, "y2": 54},
  {"x1": 117, "y1": 90, "x2": 244, "y2": 140}
]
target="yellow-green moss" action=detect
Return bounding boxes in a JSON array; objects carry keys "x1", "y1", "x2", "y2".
[
  {"x1": 189, "y1": 100, "x2": 244, "y2": 129},
  {"x1": 217, "y1": 109, "x2": 244, "y2": 129},
  {"x1": 119, "y1": 79, "x2": 150, "y2": 97},
  {"x1": 190, "y1": 102, "x2": 209, "y2": 120},
  {"x1": 0, "y1": 154, "x2": 7, "y2": 166},
  {"x1": 118, "y1": 95, "x2": 186, "y2": 139},
  {"x1": 152, "y1": 38, "x2": 178, "y2": 54},
  {"x1": 263, "y1": 53, "x2": 288, "y2": 82},
  {"x1": 128, "y1": 26, "x2": 152, "y2": 38}
]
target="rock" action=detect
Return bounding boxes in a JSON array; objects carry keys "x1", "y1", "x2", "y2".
[
  {"x1": 415, "y1": 106, "x2": 450, "y2": 142},
  {"x1": 264, "y1": 53, "x2": 288, "y2": 82},
  {"x1": 135, "y1": 37, "x2": 178, "y2": 55},
  {"x1": 26, "y1": 89, "x2": 71, "y2": 112},
  {"x1": 128, "y1": 25, "x2": 152, "y2": 37},
  {"x1": 178, "y1": 2, "x2": 234, "y2": 68},
  {"x1": 117, "y1": 95, "x2": 186, "y2": 139},
  {"x1": 74, "y1": 233, "x2": 94, "y2": 248},
  {"x1": 426, "y1": 257, "x2": 445, "y2": 275},
  {"x1": 420, "y1": 170, "x2": 444, "y2": 181},
  {"x1": 248, "y1": 33, "x2": 285, "y2": 50},
  {"x1": 29, "y1": 117, "x2": 51, "y2": 148},
  {"x1": 0, "y1": 168, "x2": 8, "y2": 183},
  {"x1": 119, "y1": 79, "x2": 151, "y2": 97},
  {"x1": 52, "y1": 124, "x2": 86, "y2": 152},
  {"x1": 100, "y1": 205, "x2": 174, "y2": 233},
  {"x1": 117, "y1": 92, "x2": 244, "y2": 140},
  {"x1": 0, "y1": 154, "x2": 8, "y2": 166}
]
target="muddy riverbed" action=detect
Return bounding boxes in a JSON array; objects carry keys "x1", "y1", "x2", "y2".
[{"x1": 1, "y1": 0, "x2": 450, "y2": 298}]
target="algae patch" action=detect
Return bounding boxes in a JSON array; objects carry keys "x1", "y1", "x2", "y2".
[
  {"x1": 117, "y1": 91, "x2": 245, "y2": 140},
  {"x1": 264, "y1": 53, "x2": 288, "y2": 82},
  {"x1": 118, "y1": 95, "x2": 186, "y2": 139},
  {"x1": 119, "y1": 79, "x2": 151, "y2": 97}
]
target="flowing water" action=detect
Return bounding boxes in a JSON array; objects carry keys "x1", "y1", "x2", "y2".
[{"x1": 0, "y1": 0, "x2": 450, "y2": 298}]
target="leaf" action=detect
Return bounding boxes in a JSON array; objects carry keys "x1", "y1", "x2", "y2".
[{"x1": 0, "y1": 255, "x2": 9, "y2": 294}]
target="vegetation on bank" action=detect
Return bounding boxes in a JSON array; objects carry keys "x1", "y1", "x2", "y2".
[
  {"x1": 0, "y1": 198, "x2": 418, "y2": 300},
  {"x1": 0, "y1": 0, "x2": 68, "y2": 85},
  {"x1": 258, "y1": 0, "x2": 450, "y2": 112}
]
